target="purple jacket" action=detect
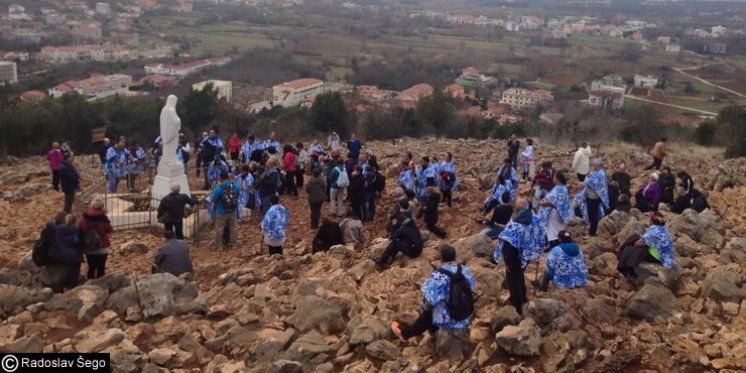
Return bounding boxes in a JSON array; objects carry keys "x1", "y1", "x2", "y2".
[
  {"x1": 642, "y1": 182, "x2": 661, "y2": 207},
  {"x1": 47, "y1": 149, "x2": 63, "y2": 170}
]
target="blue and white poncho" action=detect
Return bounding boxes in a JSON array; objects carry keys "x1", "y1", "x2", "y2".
[
  {"x1": 202, "y1": 136, "x2": 224, "y2": 152},
  {"x1": 128, "y1": 147, "x2": 147, "y2": 175},
  {"x1": 585, "y1": 169, "x2": 610, "y2": 208},
  {"x1": 487, "y1": 180, "x2": 512, "y2": 206},
  {"x1": 207, "y1": 160, "x2": 229, "y2": 186},
  {"x1": 493, "y1": 215, "x2": 547, "y2": 268},
  {"x1": 539, "y1": 184, "x2": 574, "y2": 225},
  {"x1": 545, "y1": 243, "x2": 588, "y2": 289},
  {"x1": 308, "y1": 143, "x2": 324, "y2": 155},
  {"x1": 641, "y1": 225, "x2": 676, "y2": 268},
  {"x1": 415, "y1": 164, "x2": 437, "y2": 198},
  {"x1": 263, "y1": 139, "x2": 281, "y2": 154},
  {"x1": 573, "y1": 188, "x2": 604, "y2": 224},
  {"x1": 497, "y1": 165, "x2": 519, "y2": 190},
  {"x1": 261, "y1": 204, "x2": 290, "y2": 240},
  {"x1": 235, "y1": 173, "x2": 257, "y2": 219},
  {"x1": 438, "y1": 160, "x2": 458, "y2": 190},
  {"x1": 241, "y1": 140, "x2": 263, "y2": 163},
  {"x1": 397, "y1": 169, "x2": 416, "y2": 192},
  {"x1": 421, "y1": 263, "x2": 476, "y2": 329},
  {"x1": 105, "y1": 147, "x2": 130, "y2": 178}
]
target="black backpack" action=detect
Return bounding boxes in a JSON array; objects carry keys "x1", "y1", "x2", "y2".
[
  {"x1": 32, "y1": 225, "x2": 55, "y2": 267},
  {"x1": 222, "y1": 183, "x2": 238, "y2": 210},
  {"x1": 437, "y1": 265, "x2": 474, "y2": 321},
  {"x1": 374, "y1": 171, "x2": 386, "y2": 193}
]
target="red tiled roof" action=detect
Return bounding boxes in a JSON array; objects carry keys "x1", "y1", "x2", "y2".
[{"x1": 283, "y1": 78, "x2": 323, "y2": 90}]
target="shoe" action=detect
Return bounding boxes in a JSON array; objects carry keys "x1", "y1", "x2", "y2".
[{"x1": 391, "y1": 321, "x2": 406, "y2": 342}]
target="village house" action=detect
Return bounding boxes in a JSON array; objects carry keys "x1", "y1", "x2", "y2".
[
  {"x1": 144, "y1": 57, "x2": 231, "y2": 77},
  {"x1": 39, "y1": 45, "x2": 131, "y2": 64},
  {"x1": 634, "y1": 74, "x2": 658, "y2": 88},
  {"x1": 499, "y1": 88, "x2": 553, "y2": 110},
  {"x1": 588, "y1": 75, "x2": 627, "y2": 110},
  {"x1": 0, "y1": 61, "x2": 18, "y2": 85},
  {"x1": 20, "y1": 90, "x2": 46, "y2": 102},
  {"x1": 272, "y1": 78, "x2": 324, "y2": 108},
  {"x1": 139, "y1": 75, "x2": 177, "y2": 90},
  {"x1": 48, "y1": 81, "x2": 81, "y2": 98},
  {"x1": 58, "y1": 74, "x2": 133, "y2": 100},
  {"x1": 665, "y1": 43, "x2": 681, "y2": 53},
  {"x1": 193, "y1": 80, "x2": 233, "y2": 103}
]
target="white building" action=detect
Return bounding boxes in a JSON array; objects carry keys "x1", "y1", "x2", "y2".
[
  {"x1": 272, "y1": 78, "x2": 324, "y2": 108},
  {"x1": 634, "y1": 74, "x2": 658, "y2": 88},
  {"x1": 192, "y1": 80, "x2": 232, "y2": 103},
  {"x1": 95, "y1": 2, "x2": 111, "y2": 14},
  {"x1": 499, "y1": 88, "x2": 554, "y2": 110},
  {"x1": 588, "y1": 75, "x2": 627, "y2": 110},
  {"x1": 76, "y1": 74, "x2": 132, "y2": 100},
  {"x1": 0, "y1": 61, "x2": 18, "y2": 85},
  {"x1": 665, "y1": 43, "x2": 681, "y2": 53}
]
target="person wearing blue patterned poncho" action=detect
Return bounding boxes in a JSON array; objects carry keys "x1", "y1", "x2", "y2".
[
  {"x1": 235, "y1": 165, "x2": 257, "y2": 220},
  {"x1": 104, "y1": 143, "x2": 131, "y2": 193},
  {"x1": 397, "y1": 161, "x2": 416, "y2": 193},
  {"x1": 391, "y1": 245, "x2": 475, "y2": 341},
  {"x1": 617, "y1": 212, "x2": 675, "y2": 279},
  {"x1": 415, "y1": 156, "x2": 437, "y2": 201},
  {"x1": 535, "y1": 230, "x2": 587, "y2": 291},
  {"x1": 538, "y1": 171, "x2": 574, "y2": 246},
  {"x1": 262, "y1": 132, "x2": 281, "y2": 155},
  {"x1": 207, "y1": 156, "x2": 229, "y2": 189},
  {"x1": 497, "y1": 158, "x2": 519, "y2": 191},
  {"x1": 261, "y1": 195, "x2": 290, "y2": 255},
  {"x1": 483, "y1": 174, "x2": 511, "y2": 216},
  {"x1": 584, "y1": 158, "x2": 609, "y2": 236},
  {"x1": 493, "y1": 199, "x2": 547, "y2": 315}
]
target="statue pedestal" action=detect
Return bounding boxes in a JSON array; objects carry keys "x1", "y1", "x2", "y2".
[{"x1": 151, "y1": 160, "x2": 190, "y2": 207}]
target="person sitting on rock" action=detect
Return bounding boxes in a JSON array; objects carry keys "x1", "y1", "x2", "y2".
[
  {"x1": 420, "y1": 186, "x2": 447, "y2": 239},
  {"x1": 152, "y1": 230, "x2": 193, "y2": 276},
  {"x1": 387, "y1": 194, "x2": 415, "y2": 233},
  {"x1": 616, "y1": 194, "x2": 632, "y2": 214},
  {"x1": 635, "y1": 173, "x2": 661, "y2": 213},
  {"x1": 493, "y1": 198, "x2": 546, "y2": 315},
  {"x1": 374, "y1": 214, "x2": 423, "y2": 268},
  {"x1": 49, "y1": 214, "x2": 83, "y2": 291},
  {"x1": 312, "y1": 217, "x2": 344, "y2": 253},
  {"x1": 391, "y1": 244, "x2": 475, "y2": 341},
  {"x1": 480, "y1": 192, "x2": 513, "y2": 239},
  {"x1": 340, "y1": 211, "x2": 365, "y2": 246},
  {"x1": 534, "y1": 230, "x2": 587, "y2": 291},
  {"x1": 617, "y1": 212, "x2": 675, "y2": 279}
]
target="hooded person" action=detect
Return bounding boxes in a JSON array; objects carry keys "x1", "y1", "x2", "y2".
[
  {"x1": 391, "y1": 245, "x2": 476, "y2": 341},
  {"x1": 534, "y1": 230, "x2": 587, "y2": 291},
  {"x1": 493, "y1": 198, "x2": 547, "y2": 315}
]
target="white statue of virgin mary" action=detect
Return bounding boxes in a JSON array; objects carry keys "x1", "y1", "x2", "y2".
[{"x1": 160, "y1": 95, "x2": 181, "y2": 163}]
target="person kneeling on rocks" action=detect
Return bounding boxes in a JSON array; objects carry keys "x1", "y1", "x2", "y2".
[
  {"x1": 153, "y1": 230, "x2": 193, "y2": 276},
  {"x1": 617, "y1": 212, "x2": 675, "y2": 279},
  {"x1": 534, "y1": 230, "x2": 587, "y2": 291},
  {"x1": 391, "y1": 245, "x2": 475, "y2": 340},
  {"x1": 312, "y1": 217, "x2": 344, "y2": 253},
  {"x1": 373, "y1": 214, "x2": 422, "y2": 267}
]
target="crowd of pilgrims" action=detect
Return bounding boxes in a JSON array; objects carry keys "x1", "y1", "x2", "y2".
[{"x1": 42, "y1": 131, "x2": 710, "y2": 345}]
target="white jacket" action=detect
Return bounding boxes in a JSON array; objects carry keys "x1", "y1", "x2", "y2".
[{"x1": 572, "y1": 146, "x2": 592, "y2": 175}]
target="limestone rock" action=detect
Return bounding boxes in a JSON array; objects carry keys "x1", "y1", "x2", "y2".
[
  {"x1": 287, "y1": 296, "x2": 343, "y2": 333},
  {"x1": 704, "y1": 267, "x2": 745, "y2": 301},
  {"x1": 106, "y1": 273, "x2": 198, "y2": 319},
  {"x1": 44, "y1": 284, "x2": 108, "y2": 322},
  {"x1": 598, "y1": 210, "x2": 632, "y2": 238},
  {"x1": 459, "y1": 233, "x2": 493, "y2": 258},
  {"x1": 0, "y1": 284, "x2": 53, "y2": 315},
  {"x1": 490, "y1": 306, "x2": 522, "y2": 333},
  {"x1": 349, "y1": 318, "x2": 388, "y2": 345},
  {"x1": 73, "y1": 328, "x2": 126, "y2": 352},
  {"x1": 120, "y1": 240, "x2": 149, "y2": 256},
  {"x1": 268, "y1": 360, "x2": 304, "y2": 373},
  {"x1": 365, "y1": 339, "x2": 401, "y2": 361},
  {"x1": 635, "y1": 262, "x2": 681, "y2": 290},
  {"x1": 284, "y1": 330, "x2": 330, "y2": 361},
  {"x1": 625, "y1": 283, "x2": 680, "y2": 321},
  {"x1": 495, "y1": 319, "x2": 541, "y2": 357},
  {"x1": 349, "y1": 259, "x2": 376, "y2": 282}
]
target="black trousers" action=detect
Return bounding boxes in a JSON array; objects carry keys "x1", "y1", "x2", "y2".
[
  {"x1": 379, "y1": 239, "x2": 416, "y2": 263},
  {"x1": 52, "y1": 170, "x2": 60, "y2": 191},
  {"x1": 86, "y1": 254, "x2": 107, "y2": 279},
  {"x1": 268, "y1": 245, "x2": 283, "y2": 255},
  {"x1": 295, "y1": 168, "x2": 305, "y2": 188},
  {"x1": 64, "y1": 263, "x2": 81, "y2": 290},
  {"x1": 284, "y1": 172, "x2": 298, "y2": 196},
  {"x1": 309, "y1": 202, "x2": 322, "y2": 228},
  {"x1": 586, "y1": 197, "x2": 601, "y2": 236},
  {"x1": 400, "y1": 308, "x2": 437, "y2": 339},
  {"x1": 503, "y1": 242, "x2": 527, "y2": 315},
  {"x1": 363, "y1": 191, "x2": 377, "y2": 221},
  {"x1": 230, "y1": 151, "x2": 239, "y2": 161},
  {"x1": 426, "y1": 218, "x2": 447, "y2": 238},
  {"x1": 63, "y1": 191, "x2": 75, "y2": 213},
  {"x1": 645, "y1": 157, "x2": 663, "y2": 170},
  {"x1": 350, "y1": 198, "x2": 364, "y2": 220},
  {"x1": 164, "y1": 221, "x2": 184, "y2": 239},
  {"x1": 617, "y1": 245, "x2": 660, "y2": 278},
  {"x1": 441, "y1": 188, "x2": 452, "y2": 207},
  {"x1": 483, "y1": 198, "x2": 498, "y2": 215},
  {"x1": 577, "y1": 173, "x2": 586, "y2": 182}
]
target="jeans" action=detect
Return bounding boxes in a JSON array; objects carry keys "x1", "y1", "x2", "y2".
[
  {"x1": 107, "y1": 175, "x2": 119, "y2": 193},
  {"x1": 63, "y1": 191, "x2": 75, "y2": 213},
  {"x1": 400, "y1": 308, "x2": 437, "y2": 339},
  {"x1": 309, "y1": 202, "x2": 322, "y2": 228},
  {"x1": 214, "y1": 213, "x2": 237, "y2": 248},
  {"x1": 645, "y1": 157, "x2": 663, "y2": 170},
  {"x1": 330, "y1": 188, "x2": 345, "y2": 216},
  {"x1": 587, "y1": 197, "x2": 602, "y2": 236},
  {"x1": 164, "y1": 221, "x2": 184, "y2": 239},
  {"x1": 86, "y1": 254, "x2": 107, "y2": 279},
  {"x1": 52, "y1": 169, "x2": 60, "y2": 191}
]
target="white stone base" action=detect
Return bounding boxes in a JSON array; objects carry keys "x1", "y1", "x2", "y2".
[{"x1": 151, "y1": 159, "x2": 190, "y2": 207}]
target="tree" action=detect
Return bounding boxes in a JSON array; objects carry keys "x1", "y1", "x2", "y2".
[
  {"x1": 620, "y1": 104, "x2": 665, "y2": 146},
  {"x1": 414, "y1": 89, "x2": 454, "y2": 136},
  {"x1": 178, "y1": 83, "x2": 219, "y2": 132},
  {"x1": 617, "y1": 42, "x2": 642, "y2": 63},
  {"x1": 310, "y1": 92, "x2": 349, "y2": 137},
  {"x1": 716, "y1": 105, "x2": 746, "y2": 158}
]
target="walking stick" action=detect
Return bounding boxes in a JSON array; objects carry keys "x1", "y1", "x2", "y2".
[{"x1": 532, "y1": 260, "x2": 540, "y2": 297}]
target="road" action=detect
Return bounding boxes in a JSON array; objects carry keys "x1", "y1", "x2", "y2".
[
  {"x1": 673, "y1": 65, "x2": 745, "y2": 98},
  {"x1": 624, "y1": 94, "x2": 718, "y2": 116}
]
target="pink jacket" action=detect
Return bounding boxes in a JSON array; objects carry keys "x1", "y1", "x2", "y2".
[{"x1": 47, "y1": 149, "x2": 63, "y2": 170}]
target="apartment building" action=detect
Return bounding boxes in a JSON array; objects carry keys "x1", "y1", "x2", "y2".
[{"x1": 272, "y1": 78, "x2": 324, "y2": 108}]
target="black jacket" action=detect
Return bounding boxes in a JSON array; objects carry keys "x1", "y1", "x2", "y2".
[
  {"x1": 489, "y1": 204, "x2": 513, "y2": 227},
  {"x1": 312, "y1": 221, "x2": 344, "y2": 253},
  {"x1": 258, "y1": 168, "x2": 281, "y2": 197},
  {"x1": 391, "y1": 219, "x2": 423, "y2": 257},
  {"x1": 611, "y1": 171, "x2": 631, "y2": 196},
  {"x1": 58, "y1": 161, "x2": 80, "y2": 193},
  {"x1": 347, "y1": 173, "x2": 365, "y2": 202},
  {"x1": 421, "y1": 193, "x2": 441, "y2": 225},
  {"x1": 158, "y1": 192, "x2": 197, "y2": 223}
]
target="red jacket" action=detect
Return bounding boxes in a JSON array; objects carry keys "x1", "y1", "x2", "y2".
[
  {"x1": 78, "y1": 209, "x2": 113, "y2": 248},
  {"x1": 283, "y1": 152, "x2": 296, "y2": 172},
  {"x1": 229, "y1": 136, "x2": 242, "y2": 153}
]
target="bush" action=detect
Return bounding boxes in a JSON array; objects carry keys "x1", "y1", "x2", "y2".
[
  {"x1": 716, "y1": 105, "x2": 746, "y2": 158},
  {"x1": 694, "y1": 121, "x2": 717, "y2": 145}
]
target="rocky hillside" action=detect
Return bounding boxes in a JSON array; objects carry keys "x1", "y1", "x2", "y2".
[{"x1": 0, "y1": 138, "x2": 744, "y2": 372}]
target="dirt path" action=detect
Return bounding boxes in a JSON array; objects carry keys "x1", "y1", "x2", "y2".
[
  {"x1": 624, "y1": 94, "x2": 718, "y2": 116},
  {"x1": 673, "y1": 65, "x2": 745, "y2": 98}
]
